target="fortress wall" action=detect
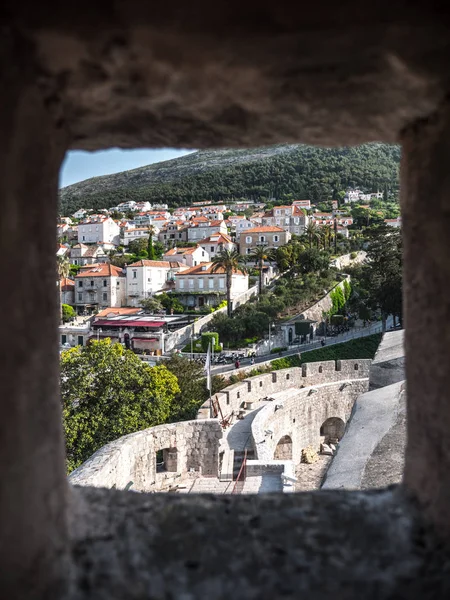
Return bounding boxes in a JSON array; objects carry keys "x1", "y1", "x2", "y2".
[
  {"x1": 251, "y1": 379, "x2": 369, "y2": 463},
  {"x1": 70, "y1": 419, "x2": 222, "y2": 491}
]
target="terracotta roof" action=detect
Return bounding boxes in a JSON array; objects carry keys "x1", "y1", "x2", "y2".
[
  {"x1": 60, "y1": 277, "x2": 75, "y2": 290},
  {"x1": 242, "y1": 226, "x2": 286, "y2": 234},
  {"x1": 198, "y1": 234, "x2": 233, "y2": 245},
  {"x1": 127, "y1": 259, "x2": 185, "y2": 269},
  {"x1": 164, "y1": 246, "x2": 200, "y2": 257},
  {"x1": 176, "y1": 262, "x2": 245, "y2": 276},
  {"x1": 96, "y1": 307, "x2": 144, "y2": 318},
  {"x1": 75, "y1": 263, "x2": 125, "y2": 278}
]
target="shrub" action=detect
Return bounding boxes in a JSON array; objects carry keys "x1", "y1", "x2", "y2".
[
  {"x1": 270, "y1": 346, "x2": 288, "y2": 354},
  {"x1": 62, "y1": 304, "x2": 76, "y2": 323},
  {"x1": 350, "y1": 252, "x2": 357, "y2": 259},
  {"x1": 201, "y1": 332, "x2": 220, "y2": 352}
]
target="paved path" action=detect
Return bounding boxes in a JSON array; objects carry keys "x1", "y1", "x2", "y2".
[
  {"x1": 242, "y1": 474, "x2": 283, "y2": 493},
  {"x1": 212, "y1": 318, "x2": 392, "y2": 375}
]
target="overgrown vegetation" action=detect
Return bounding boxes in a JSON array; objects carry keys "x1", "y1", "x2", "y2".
[{"x1": 60, "y1": 143, "x2": 400, "y2": 213}]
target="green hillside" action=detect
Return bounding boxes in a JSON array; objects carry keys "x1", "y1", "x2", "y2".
[{"x1": 59, "y1": 143, "x2": 400, "y2": 215}]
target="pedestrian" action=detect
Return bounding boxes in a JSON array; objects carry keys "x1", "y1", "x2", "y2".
[
  {"x1": 251, "y1": 357, "x2": 255, "y2": 365},
  {"x1": 235, "y1": 359, "x2": 240, "y2": 369},
  {"x1": 321, "y1": 339, "x2": 326, "y2": 347}
]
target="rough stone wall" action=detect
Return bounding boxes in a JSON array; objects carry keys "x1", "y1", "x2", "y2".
[
  {"x1": 251, "y1": 380, "x2": 369, "y2": 463},
  {"x1": 331, "y1": 251, "x2": 367, "y2": 271},
  {"x1": 200, "y1": 360, "x2": 371, "y2": 418},
  {"x1": 300, "y1": 278, "x2": 350, "y2": 324},
  {"x1": 70, "y1": 419, "x2": 222, "y2": 491}
]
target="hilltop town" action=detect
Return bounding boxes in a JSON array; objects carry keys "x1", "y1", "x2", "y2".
[{"x1": 57, "y1": 190, "x2": 401, "y2": 357}]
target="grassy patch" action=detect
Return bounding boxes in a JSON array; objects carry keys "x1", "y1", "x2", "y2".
[{"x1": 270, "y1": 333, "x2": 382, "y2": 371}]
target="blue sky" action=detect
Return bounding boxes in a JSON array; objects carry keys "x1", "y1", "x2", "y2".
[{"x1": 59, "y1": 148, "x2": 194, "y2": 188}]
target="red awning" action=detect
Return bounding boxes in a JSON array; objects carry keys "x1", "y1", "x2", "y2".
[{"x1": 93, "y1": 320, "x2": 165, "y2": 328}]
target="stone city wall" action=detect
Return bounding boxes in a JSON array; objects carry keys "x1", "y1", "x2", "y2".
[
  {"x1": 198, "y1": 359, "x2": 371, "y2": 419},
  {"x1": 250, "y1": 379, "x2": 368, "y2": 462},
  {"x1": 70, "y1": 419, "x2": 222, "y2": 491}
]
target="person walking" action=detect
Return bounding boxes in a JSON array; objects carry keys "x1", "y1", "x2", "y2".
[{"x1": 235, "y1": 359, "x2": 240, "y2": 369}]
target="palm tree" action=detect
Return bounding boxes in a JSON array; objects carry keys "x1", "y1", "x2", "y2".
[
  {"x1": 147, "y1": 225, "x2": 157, "y2": 260},
  {"x1": 249, "y1": 244, "x2": 272, "y2": 296},
  {"x1": 305, "y1": 222, "x2": 321, "y2": 249},
  {"x1": 57, "y1": 255, "x2": 70, "y2": 323},
  {"x1": 211, "y1": 249, "x2": 247, "y2": 317},
  {"x1": 322, "y1": 225, "x2": 333, "y2": 250}
]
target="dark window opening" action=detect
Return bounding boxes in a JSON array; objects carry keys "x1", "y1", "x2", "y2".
[{"x1": 156, "y1": 447, "x2": 178, "y2": 473}]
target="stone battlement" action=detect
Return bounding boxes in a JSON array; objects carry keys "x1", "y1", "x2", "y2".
[{"x1": 198, "y1": 359, "x2": 372, "y2": 419}]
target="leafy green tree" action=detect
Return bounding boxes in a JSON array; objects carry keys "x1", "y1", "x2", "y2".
[
  {"x1": 158, "y1": 292, "x2": 185, "y2": 314},
  {"x1": 364, "y1": 226, "x2": 402, "y2": 329},
  {"x1": 61, "y1": 340, "x2": 180, "y2": 472},
  {"x1": 296, "y1": 248, "x2": 329, "y2": 275},
  {"x1": 62, "y1": 304, "x2": 76, "y2": 323},
  {"x1": 161, "y1": 354, "x2": 209, "y2": 421},
  {"x1": 140, "y1": 297, "x2": 163, "y2": 313},
  {"x1": 211, "y1": 249, "x2": 247, "y2": 317},
  {"x1": 128, "y1": 238, "x2": 148, "y2": 257}
]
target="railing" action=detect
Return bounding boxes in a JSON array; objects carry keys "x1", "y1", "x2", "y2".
[{"x1": 232, "y1": 449, "x2": 248, "y2": 495}]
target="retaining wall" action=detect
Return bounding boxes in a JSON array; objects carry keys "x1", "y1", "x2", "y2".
[{"x1": 70, "y1": 419, "x2": 222, "y2": 491}]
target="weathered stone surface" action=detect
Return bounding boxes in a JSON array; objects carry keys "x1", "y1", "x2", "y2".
[
  {"x1": 370, "y1": 329, "x2": 405, "y2": 390},
  {"x1": 69, "y1": 484, "x2": 450, "y2": 599},
  {"x1": 4, "y1": 1, "x2": 450, "y2": 151},
  {"x1": 323, "y1": 381, "x2": 405, "y2": 490}
]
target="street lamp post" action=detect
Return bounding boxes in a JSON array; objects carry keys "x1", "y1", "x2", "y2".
[
  {"x1": 97, "y1": 327, "x2": 102, "y2": 342},
  {"x1": 268, "y1": 322, "x2": 273, "y2": 354}
]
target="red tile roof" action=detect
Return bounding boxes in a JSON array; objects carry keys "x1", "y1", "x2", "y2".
[
  {"x1": 75, "y1": 263, "x2": 125, "y2": 278},
  {"x1": 96, "y1": 307, "x2": 143, "y2": 317},
  {"x1": 176, "y1": 263, "x2": 245, "y2": 276},
  {"x1": 198, "y1": 233, "x2": 233, "y2": 245},
  {"x1": 128, "y1": 259, "x2": 185, "y2": 269},
  {"x1": 242, "y1": 226, "x2": 286, "y2": 234}
]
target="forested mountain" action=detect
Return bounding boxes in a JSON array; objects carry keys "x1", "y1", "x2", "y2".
[{"x1": 59, "y1": 143, "x2": 400, "y2": 214}]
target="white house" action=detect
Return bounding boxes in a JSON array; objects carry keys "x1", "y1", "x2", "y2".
[
  {"x1": 186, "y1": 220, "x2": 228, "y2": 242},
  {"x1": 199, "y1": 233, "x2": 236, "y2": 257},
  {"x1": 78, "y1": 216, "x2": 120, "y2": 245},
  {"x1": 163, "y1": 245, "x2": 210, "y2": 267},
  {"x1": 74, "y1": 263, "x2": 126, "y2": 313},
  {"x1": 262, "y1": 205, "x2": 309, "y2": 236},
  {"x1": 72, "y1": 208, "x2": 88, "y2": 219},
  {"x1": 126, "y1": 259, "x2": 188, "y2": 307},
  {"x1": 234, "y1": 218, "x2": 260, "y2": 240},
  {"x1": 122, "y1": 226, "x2": 159, "y2": 246},
  {"x1": 384, "y1": 217, "x2": 402, "y2": 228},
  {"x1": 70, "y1": 243, "x2": 108, "y2": 266},
  {"x1": 172, "y1": 262, "x2": 248, "y2": 309}
]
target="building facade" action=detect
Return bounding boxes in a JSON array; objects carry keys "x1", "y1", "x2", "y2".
[
  {"x1": 239, "y1": 226, "x2": 291, "y2": 255},
  {"x1": 74, "y1": 263, "x2": 126, "y2": 313},
  {"x1": 78, "y1": 216, "x2": 120, "y2": 245},
  {"x1": 261, "y1": 205, "x2": 309, "y2": 236},
  {"x1": 126, "y1": 260, "x2": 187, "y2": 307},
  {"x1": 163, "y1": 246, "x2": 210, "y2": 267},
  {"x1": 172, "y1": 263, "x2": 248, "y2": 309}
]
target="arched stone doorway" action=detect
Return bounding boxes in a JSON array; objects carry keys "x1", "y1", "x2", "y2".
[
  {"x1": 320, "y1": 418, "x2": 345, "y2": 443},
  {"x1": 274, "y1": 435, "x2": 293, "y2": 460}
]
